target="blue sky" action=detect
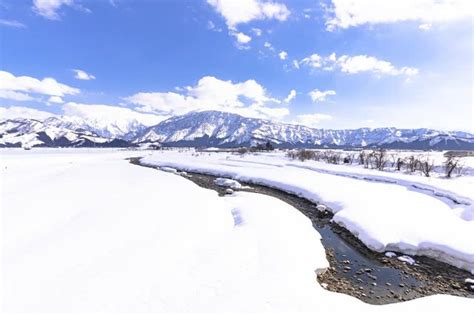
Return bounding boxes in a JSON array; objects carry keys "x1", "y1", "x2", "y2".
[{"x1": 0, "y1": 0, "x2": 472, "y2": 131}]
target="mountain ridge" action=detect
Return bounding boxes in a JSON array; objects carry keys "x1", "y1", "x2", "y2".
[
  {"x1": 136, "y1": 110, "x2": 474, "y2": 150},
  {"x1": 1, "y1": 110, "x2": 473, "y2": 150}
]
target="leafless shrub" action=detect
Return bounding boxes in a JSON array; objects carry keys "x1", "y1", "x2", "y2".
[
  {"x1": 369, "y1": 149, "x2": 389, "y2": 171},
  {"x1": 418, "y1": 156, "x2": 435, "y2": 177},
  {"x1": 343, "y1": 154, "x2": 355, "y2": 164},
  {"x1": 406, "y1": 155, "x2": 418, "y2": 173},
  {"x1": 358, "y1": 151, "x2": 366, "y2": 165},
  {"x1": 287, "y1": 149, "x2": 317, "y2": 161},
  {"x1": 237, "y1": 147, "x2": 249, "y2": 155},
  {"x1": 286, "y1": 150, "x2": 297, "y2": 159},
  {"x1": 320, "y1": 150, "x2": 341, "y2": 164},
  {"x1": 395, "y1": 157, "x2": 405, "y2": 171}
]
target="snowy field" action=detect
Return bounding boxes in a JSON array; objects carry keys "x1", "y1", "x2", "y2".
[
  {"x1": 1, "y1": 148, "x2": 473, "y2": 313},
  {"x1": 142, "y1": 149, "x2": 474, "y2": 273}
]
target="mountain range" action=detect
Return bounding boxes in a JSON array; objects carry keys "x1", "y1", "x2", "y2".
[{"x1": 1, "y1": 110, "x2": 473, "y2": 150}]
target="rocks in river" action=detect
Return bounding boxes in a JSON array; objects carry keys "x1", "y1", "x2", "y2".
[
  {"x1": 368, "y1": 274, "x2": 377, "y2": 280},
  {"x1": 225, "y1": 188, "x2": 234, "y2": 195},
  {"x1": 397, "y1": 255, "x2": 416, "y2": 265},
  {"x1": 316, "y1": 204, "x2": 327, "y2": 212},
  {"x1": 451, "y1": 283, "x2": 461, "y2": 289},
  {"x1": 343, "y1": 266, "x2": 351, "y2": 271},
  {"x1": 160, "y1": 166, "x2": 178, "y2": 173},
  {"x1": 214, "y1": 177, "x2": 242, "y2": 189},
  {"x1": 342, "y1": 259, "x2": 350, "y2": 264}
]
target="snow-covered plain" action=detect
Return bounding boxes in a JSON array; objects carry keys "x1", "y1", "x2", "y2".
[
  {"x1": 1, "y1": 149, "x2": 473, "y2": 312},
  {"x1": 142, "y1": 149, "x2": 474, "y2": 273}
]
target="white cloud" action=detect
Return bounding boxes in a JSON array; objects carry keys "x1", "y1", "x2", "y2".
[
  {"x1": 325, "y1": 0, "x2": 472, "y2": 31},
  {"x1": 292, "y1": 113, "x2": 333, "y2": 127},
  {"x1": 229, "y1": 30, "x2": 252, "y2": 49},
  {"x1": 62, "y1": 102, "x2": 166, "y2": 126},
  {"x1": 0, "y1": 90, "x2": 36, "y2": 102},
  {"x1": 207, "y1": 20, "x2": 222, "y2": 32},
  {"x1": 0, "y1": 106, "x2": 55, "y2": 120},
  {"x1": 419, "y1": 23, "x2": 432, "y2": 30},
  {"x1": 278, "y1": 51, "x2": 288, "y2": 60},
  {"x1": 0, "y1": 19, "x2": 26, "y2": 28},
  {"x1": 299, "y1": 53, "x2": 419, "y2": 76},
  {"x1": 233, "y1": 31, "x2": 252, "y2": 44},
  {"x1": 0, "y1": 70, "x2": 80, "y2": 102},
  {"x1": 207, "y1": 0, "x2": 290, "y2": 29},
  {"x1": 292, "y1": 60, "x2": 300, "y2": 69},
  {"x1": 73, "y1": 69, "x2": 96, "y2": 80},
  {"x1": 309, "y1": 89, "x2": 336, "y2": 102},
  {"x1": 263, "y1": 41, "x2": 275, "y2": 51},
  {"x1": 125, "y1": 76, "x2": 288, "y2": 120},
  {"x1": 284, "y1": 89, "x2": 296, "y2": 103},
  {"x1": 337, "y1": 55, "x2": 419, "y2": 76},
  {"x1": 300, "y1": 54, "x2": 322, "y2": 68},
  {"x1": 251, "y1": 27, "x2": 262, "y2": 36},
  {"x1": 48, "y1": 95, "x2": 64, "y2": 104},
  {"x1": 32, "y1": 0, "x2": 74, "y2": 20}
]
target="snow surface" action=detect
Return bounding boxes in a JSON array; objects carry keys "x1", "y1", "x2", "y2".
[
  {"x1": 1, "y1": 148, "x2": 473, "y2": 312},
  {"x1": 142, "y1": 150, "x2": 474, "y2": 273}
]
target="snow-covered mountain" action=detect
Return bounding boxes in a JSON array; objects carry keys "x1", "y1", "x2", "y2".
[
  {"x1": 136, "y1": 110, "x2": 474, "y2": 150},
  {"x1": 1, "y1": 110, "x2": 473, "y2": 149},
  {"x1": 0, "y1": 118, "x2": 130, "y2": 148},
  {"x1": 42, "y1": 116, "x2": 151, "y2": 141}
]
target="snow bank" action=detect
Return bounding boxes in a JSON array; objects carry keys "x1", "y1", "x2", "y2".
[
  {"x1": 2, "y1": 149, "x2": 473, "y2": 312},
  {"x1": 142, "y1": 150, "x2": 474, "y2": 273}
]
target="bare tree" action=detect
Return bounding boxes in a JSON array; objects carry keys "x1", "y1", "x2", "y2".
[
  {"x1": 358, "y1": 151, "x2": 366, "y2": 166},
  {"x1": 444, "y1": 155, "x2": 463, "y2": 178},
  {"x1": 343, "y1": 153, "x2": 355, "y2": 164},
  {"x1": 406, "y1": 155, "x2": 417, "y2": 173},
  {"x1": 418, "y1": 156, "x2": 435, "y2": 177},
  {"x1": 286, "y1": 150, "x2": 297, "y2": 160},
  {"x1": 237, "y1": 147, "x2": 249, "y2": 155},
  {"x1": 370, "y1": 149, "x2": 388, "y2": 171},
  {"x1": 289, "y1": 149, "x2": 317, "y2": 161},
  {"x1": 395, "y1": 157, "x2": 405, "y2": 171},
  {"x1": 328, "y1": 151, "x2": 341, "y2": 164}
]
